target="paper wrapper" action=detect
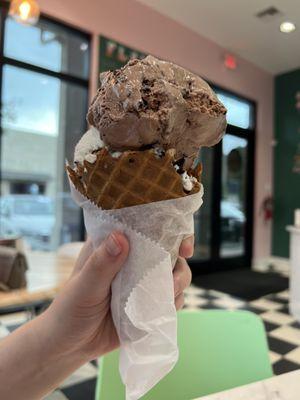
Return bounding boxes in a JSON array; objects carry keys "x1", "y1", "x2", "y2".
[{"x1": 70, "y1": 182, "x2": 203, "y2": 399}]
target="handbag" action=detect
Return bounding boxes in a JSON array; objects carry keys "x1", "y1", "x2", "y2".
[{"x1": 0, "y1": 246, "x2": 28, "y2": 291}]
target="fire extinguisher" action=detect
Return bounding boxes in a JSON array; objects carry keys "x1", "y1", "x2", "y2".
[{"x1": 260, "y1": 196, "x2": 273, "y2": 222}]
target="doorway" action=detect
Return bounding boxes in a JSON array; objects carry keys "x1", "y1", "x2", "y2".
[{"x1": 191, "y1": 89, "x2": 256, "y2": 275}]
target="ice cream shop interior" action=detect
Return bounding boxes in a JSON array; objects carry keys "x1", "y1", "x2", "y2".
[{"x1": 0, "y1": 0, "x2": 300, "y2": 399}]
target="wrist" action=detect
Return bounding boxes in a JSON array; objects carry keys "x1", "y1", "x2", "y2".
[
  {"x1": 0, "y1": 311, "x2": 88, "y2": 400},
  {"x1": 36, "y1": 308, "x2": 89, "y2": 365}
]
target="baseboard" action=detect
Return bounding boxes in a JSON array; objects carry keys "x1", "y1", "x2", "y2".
[{"x1": 253, "y1": 256, "x2": 290, "y2": 275}]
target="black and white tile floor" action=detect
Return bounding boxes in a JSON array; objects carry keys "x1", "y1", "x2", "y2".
[{"x1": 0, "y1": 285, "x2": 300, "y2": 399}]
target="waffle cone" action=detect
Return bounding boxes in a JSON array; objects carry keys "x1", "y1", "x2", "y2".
[{"x1": 67, "y1": 148, "x2": 201, "y2": 210}]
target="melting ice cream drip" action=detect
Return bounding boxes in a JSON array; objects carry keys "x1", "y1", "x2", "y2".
[
  {"x1": 74, "y1": 126, "x2": 104, "y2": 165},
  {"x1": 180, "y1": 171, "x2": 197, "y2": 192}
]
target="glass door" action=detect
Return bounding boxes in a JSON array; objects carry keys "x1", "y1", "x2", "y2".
[
  {"x1": 220, "y1": 134, "x2": 247, "y2": 258},
  {"x1": 191, "y1": 90, "x2": 255, "y2": 274},
  {"x1": 193, "y1": 147, "x2": 213, "y2": 261}
]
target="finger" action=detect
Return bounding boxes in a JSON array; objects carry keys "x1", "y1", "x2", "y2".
[
  {"x1": 79, "y1": 231, "x2": 129, "y2": 294},
  {"x1": 179, "y1": 235, "x2": 194, "y2": 258},
  {"x1": 175, "y1": 293, "x2": 185, "y2": 310},
  {"x1": 72, "y1": 238, "x2": 94, "y2": 277},
  {"x1": 173, "y1": 257, "x2": 192, "y2": 297}
]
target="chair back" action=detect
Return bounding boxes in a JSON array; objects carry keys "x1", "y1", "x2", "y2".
[{"x1": 96, "y1": 310, "x2": 273, "y2": 400}]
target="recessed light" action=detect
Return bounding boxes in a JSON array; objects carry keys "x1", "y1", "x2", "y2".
[
  {"x1": 80, "y1": 43, "x2": 88, "y2": 51},
  {"x1": 280, "y1": 21, "x2": 296, "y2": 33}
]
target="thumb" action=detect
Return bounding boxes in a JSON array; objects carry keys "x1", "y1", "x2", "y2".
[{"x1": 80, "y1": 231, "x2": 129, "y2": 292}]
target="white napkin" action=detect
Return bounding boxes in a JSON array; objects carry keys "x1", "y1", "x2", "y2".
[{"x1": 70, "y1": 182, "x2": 204, "y2": 400}]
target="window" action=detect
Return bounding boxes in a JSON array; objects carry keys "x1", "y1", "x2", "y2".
[
  {"x1": 0, "y1": 7, "x2": 90, "y2": 251},
  {"x1": 215, "y1": 90, "x2": 254, "y2": 130},
  {"x1": 220, "y1": 134, "x2": 247, "y2": 257},
  {"x1": 4, "y1": 16, "x2": 89, "y2": 78}
]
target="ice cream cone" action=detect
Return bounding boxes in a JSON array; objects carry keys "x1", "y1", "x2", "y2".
[
  {"x1": 66, "y1": 54, "x2": 226, "y2": 400},
  {"x1": 67, "y1": 147, "x2": 201, "y2": 210}
]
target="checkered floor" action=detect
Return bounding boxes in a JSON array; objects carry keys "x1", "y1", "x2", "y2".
[{"x1": 0, "y1": 285, "x2": 300, "y2": 399}]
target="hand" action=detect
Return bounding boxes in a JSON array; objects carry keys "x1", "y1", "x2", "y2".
[
  {"x1": 45, "y1": 232, "x2": 193, "y2": 362},
  {"x1": 174, "y1": 235, "x2": 194, "y2": 309}
]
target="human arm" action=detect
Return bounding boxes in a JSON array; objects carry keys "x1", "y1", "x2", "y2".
[{"x1": 0, "y1": 232, "x2": 193, "y2": 400}]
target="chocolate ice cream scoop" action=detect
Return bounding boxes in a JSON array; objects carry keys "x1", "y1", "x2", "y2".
[{"x1": 87, "y1": 55, "x2": 227, "y2": 168}]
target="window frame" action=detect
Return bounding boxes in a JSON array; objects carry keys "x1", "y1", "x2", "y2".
[{"x1": 0, "y1": 1, "x2": 91, "y2": 241}]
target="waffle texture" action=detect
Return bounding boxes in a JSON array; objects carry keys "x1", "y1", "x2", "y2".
[{"x1": 67, "y1": 148, "x2": 201, "y2": 210}]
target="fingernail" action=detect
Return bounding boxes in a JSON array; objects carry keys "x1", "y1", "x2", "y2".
[
  {"x1": 180, "y1": 236, "x2": 193, "y2": 258},
  {"x1": 187, "y1": 250, "x2": 194, "y2": 258},
  {"x1": 186, "y1": 235, "x2": 193, "y2": 243},
  {"x1": 105, "y1": 233, "x2": 122, "y2": 257}
]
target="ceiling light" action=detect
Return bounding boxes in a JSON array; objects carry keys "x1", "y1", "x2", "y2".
[
  {"x1": 9, "y1": 0, "x2": 40, "y2": 25},
  {"x1": 280, "y1": 21, "x2": 296, "y2": 33},
  {"x1": 80, "y1": 43, "x2": 88, "y2": 51}
]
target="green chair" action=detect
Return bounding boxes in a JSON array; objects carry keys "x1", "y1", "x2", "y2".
[{"x1": 96, "y1": 310, "x2": 273, "y2": 400}]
